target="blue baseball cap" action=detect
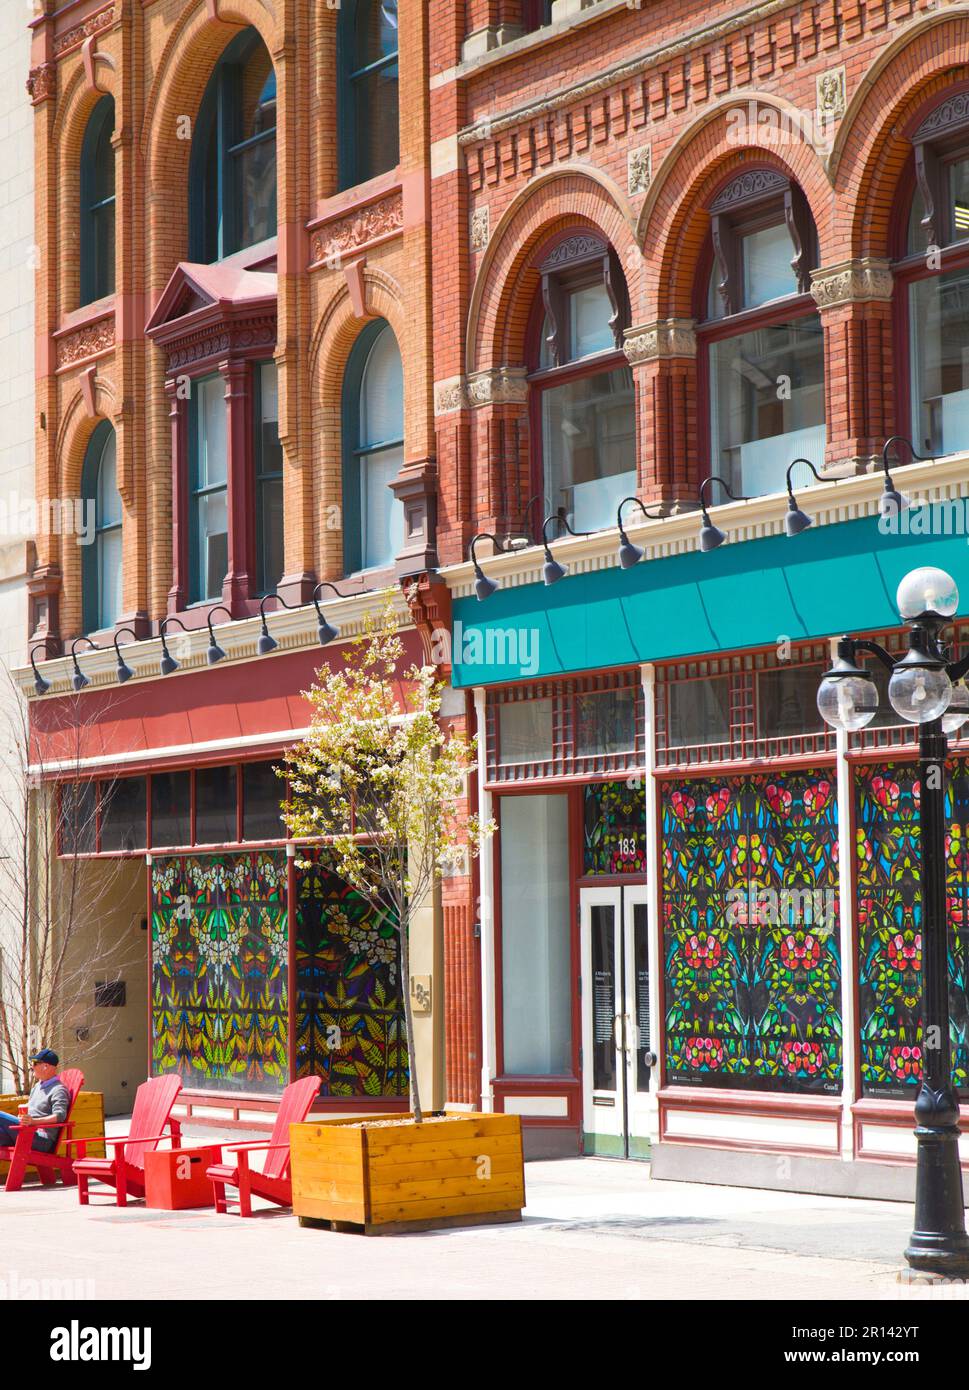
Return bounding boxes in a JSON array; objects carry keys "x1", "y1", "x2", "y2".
[{"x1": 29, "y1": 1048, "x2": 58, "y2": 1066}]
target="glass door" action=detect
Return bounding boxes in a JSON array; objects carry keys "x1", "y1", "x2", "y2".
[{"x1": 580, "y1": 885, "x2": 652, "y2": 1158}]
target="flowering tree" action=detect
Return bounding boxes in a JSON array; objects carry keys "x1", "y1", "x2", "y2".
[{"x1": 281, "y1": 601, "x2": 491, "y2": 1122}]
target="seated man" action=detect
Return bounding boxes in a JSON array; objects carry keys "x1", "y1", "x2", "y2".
[{"x1": 0, "y1": 1049, "x2": 70, "y2": 1154}]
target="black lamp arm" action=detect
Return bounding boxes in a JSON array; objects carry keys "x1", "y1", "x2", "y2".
[
  {"x1": 112, "y1": 627, "x2": 139, "y2": 659},
  {"x1": 881, "y1": 436, "x2": 931, "y2": 478},
  {"x1": 516, "y1": 495, "x2": 542, "y2": 541},
  {"x1": 159, "y1": 616, "x2": 190, "y2": 639},
  {"x1": 29, "y1": 645, "x2": 50, "y2": 680},
  {"x1": 468, "y1": 534, "x2": 506, "y2": 568},
  {"x1": 699, "y1": 475, "x2": 748, "y2": 514},
  {"x1": 785, "y1": 458, "x2": 823, "y2": 498},
  {"x1": 70, "y1": 637, "x2": 101, "y2": 661},
  {"x1": 948, "y1": 652, "x2": 969, "y2": 683},
  {"x1": 260, "y1": 592, "x2": 301, "y2": 623},
  {"x1": 541, "y1": 512, "x2": 593, "y2": 545},
  {"x1": 849, "y1": 637, "x2": 896, "y2": 673},
  {"x1": 206, "y1": 605, "x2": 233, "y2": 641},
  {"x1": 617, "y1": 496, "x2": 665, "y2": 533}
]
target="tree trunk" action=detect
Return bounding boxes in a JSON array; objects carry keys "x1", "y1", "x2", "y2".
[{"x1": 398, "y1": 910, "x2": 422, "y2": 1123}]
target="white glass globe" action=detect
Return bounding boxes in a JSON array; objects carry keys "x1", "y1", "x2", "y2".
[
  {"x1": 887, "y1": 664, "x2": 952, "y2": 724},
  {"x1": 896, "y1": 567, "x2": 959, "y2": 622},
  {"x1": 943, "y1": 680, "x2": 969, "y2": 735},
  {"x1": 817, "y1": 674, "x2": 878, "y2": 731}
]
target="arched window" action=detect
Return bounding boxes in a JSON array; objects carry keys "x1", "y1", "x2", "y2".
[
  {"x1": 339, "y1": 1, "x2": 399, "y2": 188},
  {"x1": 527, "y1": 232, "x2": 635, "y2": 534},
  {"x1": 81, "y1": 423, "x2": 122, "y2": 633},
  {"x1": 698, "y1": 169, "x2": 823, "y2": 500},
  {"x1": 190, "y1": 28, "x2": 277, "y2": 263},
  {"x1": 80, "y1": 97, "x2": 115, "y2": 305},
  {"x1": 899, "y1": 92, "x2": 969, "y2": 457},
  {"x1": 343, "y1": 321, "x2": 404, "y2": 573}
]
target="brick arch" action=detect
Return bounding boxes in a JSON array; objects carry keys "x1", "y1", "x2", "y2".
[
  {"x1": 637, "y1": 100, "x2": 833, "y2": 320},
  {"x1": 54, "y1": 67, "x2": 118, "y2": 315},
  {"x1": 309, "y1": 269, "x2": 408, "y2": 578},
  {"x1": 55, "y1": 386, "x2": 119, "y2": 639},
  {"x1": 142, "y1": 0, "x2": 280, "y2": 294},
  {"x1": 830, "y1": 11, "x2": 969, "y2": 258},
  {"x1": 467, "y1": 165, "x2": 641, "y2": 375}
]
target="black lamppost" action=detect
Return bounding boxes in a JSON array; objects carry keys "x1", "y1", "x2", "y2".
[{"x1": 817, "y1": 564, "x2": 969, "y2": 1276}]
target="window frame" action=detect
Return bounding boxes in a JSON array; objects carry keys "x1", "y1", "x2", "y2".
[
  {"x1": 891, "y1": 89, "x2": 969, "y2": 457},
  {"x1": 188, "y1": 372, "x2": 230, "y2": 606},
  {"x1": 80, "y1": 420, "x2": 121, "y2": 635},
  {"x1": 189, "y1": 27, "x2": 278, "y2": 264},
  {"x1": 338, "y1": 0, "x2": 400, "y2": 190},
  {"x1": 253, "y1": 359, "x2": 284, "y2": 597},
  {"x1": 695, "y1": 168, "x2": 823, "y2": 502},
  {"x1": 341, "y1": 319, "x2": 405, "y2": 576},
  {"x1": 79, "y1": 96, "x2": 116, "y2": 306},
  {"x1": 525, "y1": 230, "x2": 634, "y2": 535}
]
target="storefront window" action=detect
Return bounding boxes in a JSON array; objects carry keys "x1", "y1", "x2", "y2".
[
  {"x1": 243, "y1": 761, "x2": 285, "y2": 841},
  {"x1": 196, "y1": 765, "x2": 238, "y2": 845},
  {"x1": 60, "y1": 782, "x2": 97, "y2": 856},
  {"x1": 666, "y1": 676, "x2": 731, "y2": 749},
  {"x1": 756, "y1": 665, "x2": 825, "y2": 739},
  {"x1": 151, "y1": 771, "x2": 191, "y2": 848},
  {"x1": 100, "y1": 778, "x2": 147, "y2": 853},
  {"x1": 575, "y1": 688, "x2": 636, "y2": 757},
  {"x1": 498, "y1": 699, "x2": 553, "y2": 765},
  {"x1": 500, "y1": 794, "x2": 572, "y2": 1074}
]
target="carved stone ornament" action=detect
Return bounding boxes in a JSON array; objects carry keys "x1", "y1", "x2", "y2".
[
  {"x1": 914, "y1": 91, "x2": 969, "y2": 144},
  {"x1": 470, "y1": 205, "x2": 490, "y2": 251},
  {"x1": 311, "y1": 192, "x2": 403, "y2": 267},
  {"x1": 623, "y1": 320, "x2": 697, "y2": 364},
  {"x1": 810, "y1": 258, "x2": 893, "y2": 310},
  {"x1": 434, "y1": 376, "x2": 467, "y2": 415},
  {"x1": 628, "y1": 144, "x2": 652, "y2": 197},
  {"x1": 53, "y1": 6, "x2": 114, "y2": 58},
  {"x1": 26, "y1": 64, "x2": 57, "y2": 105},
  {"x1": 816, "y1": 66, "x2": 846, "y2": 124},
  {"x1": 709, "y1": 167, "x2": 788, "y2": 214},
  {"x1": 466, "y1": 366, "x2": 528, "y2": 407},
  {"x1": 55, "y1": 317, "x2": 116, "y2": 370}
]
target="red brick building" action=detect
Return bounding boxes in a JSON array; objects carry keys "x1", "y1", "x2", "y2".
[{"x1": 429, "y1": 0, "x2": 969, "y2": 1194}]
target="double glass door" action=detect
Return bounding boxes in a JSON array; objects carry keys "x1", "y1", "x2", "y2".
[{"x1": 580, "y1": 885, "x2": 652, "y2": 1159}]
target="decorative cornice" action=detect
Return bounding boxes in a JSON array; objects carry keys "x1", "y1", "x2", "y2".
[
  {"x1": 163, "y1": 315, "x2": 276, "y2": 373},
  {"x1": 54, "y1": 315, "x2": 115, "y2": 370},
  {"x1": 540, "y1": 232, "x2": 607, "y2": 271},
  {"x1": 810, "y1": 258, "x2": 893, "y2": 311},
  {"x1": 913, "y1": 89, "x2": 969, "y2": 144},
  {"x1": 26, "y1": 64, "x2": 57, "y2": 105},
  {"x1": 309, "y1": 190, "x2": 403, "y2": 268},
  {"x1": 53, "y1": 5, "x2": 114, "y2": 59},
  {"x1": 623, "y1": 320, "x2": 696, "y2": 364}
]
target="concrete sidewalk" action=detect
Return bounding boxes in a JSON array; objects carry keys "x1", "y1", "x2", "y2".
[{"x1": 1, "y1": 1149, "x2": 959, "y2": 1301}]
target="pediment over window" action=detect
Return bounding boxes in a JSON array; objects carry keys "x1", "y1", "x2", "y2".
[{"x1": 145, "y1": 262, "x2": 278, "y2": 371}]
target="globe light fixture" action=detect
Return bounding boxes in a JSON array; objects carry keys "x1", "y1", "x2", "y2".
[
  {"x1": 816, "y1": 643, "x2": 879, "y2": 732},
  {"x1": 887, "y1": 655, "x2": 952, "y2": 724},
  {"x1": 896, "y1": 566, "x2": 959, "y2": 623}
]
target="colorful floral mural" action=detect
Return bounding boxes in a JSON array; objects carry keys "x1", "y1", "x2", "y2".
[
  {"x1": 151, "y1": 852, "x2": 288, "y2": 1093},
  {"x1": 294, "y1": 849, "x2": 408, "y2": 1097},
  {"x1": 584, "y1": 780, "x2": 647, "y2": 875},
  {"x1": 856, "y1": 761, "x2": 969, "y2": 1097},
  {"x1": 662, "y1": 773, "x2": 842, "y2": 1093}
]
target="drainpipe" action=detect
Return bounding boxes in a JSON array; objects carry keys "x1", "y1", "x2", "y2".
[
  {"x1": 641, "y1": 663, "x2": 662, "y2": 1144},
  {"x1": 473, "y1": 686, "x2": 496, "y2": 1112}
]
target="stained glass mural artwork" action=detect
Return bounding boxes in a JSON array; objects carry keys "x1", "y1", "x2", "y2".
[
  {"x1": 662, "y1": 772, "x2": 842, "y2": 1094},
  {"x1": 151, "y1": 852, "x2": 288, "y2": 1093},
  {"x1": 856, "y1": 761, "x2": 969, "y2": 1098},
  {"x1": 294, "y1": 849, "x2": 408, "y2": 1097},
  {"x1": 584, "y1": 780, "x2": 647, "y2": 875}
]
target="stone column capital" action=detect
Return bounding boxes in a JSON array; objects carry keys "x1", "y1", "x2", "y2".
[
  {"x1": 810, "y1": 258, "x2": 893, "y2": 311},
  {"x1": 623, "y1": 320, "x2": 697, "y2": 365}
]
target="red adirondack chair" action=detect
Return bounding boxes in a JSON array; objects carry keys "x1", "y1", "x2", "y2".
[
  {"x1": 207, "y1": 1076, "x2": 320, "y2": 1217},
  {"x1": 70, "y1": 1075, "x2": 183, "y2": 1207},
  {"x1": 1, "y1": 1068, "x2": 85, "y2": 1193}
]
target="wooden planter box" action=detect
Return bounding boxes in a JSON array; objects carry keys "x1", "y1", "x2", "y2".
[
  {"x1": 291, "y1": 1112, "x2": 525, "y2": 1235},
  {"x1": 0, "y1": 1091, "x2": 105, "y2": 1180}
]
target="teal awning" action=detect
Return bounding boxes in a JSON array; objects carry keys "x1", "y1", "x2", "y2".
[{"x1": 450, "y1": 516, "x2": 969, "y2": 687}]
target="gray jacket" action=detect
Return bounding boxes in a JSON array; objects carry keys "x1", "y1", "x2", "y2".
[{"x1": 27, "y1": 1077, "x2": 70, "y2": 1143}]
